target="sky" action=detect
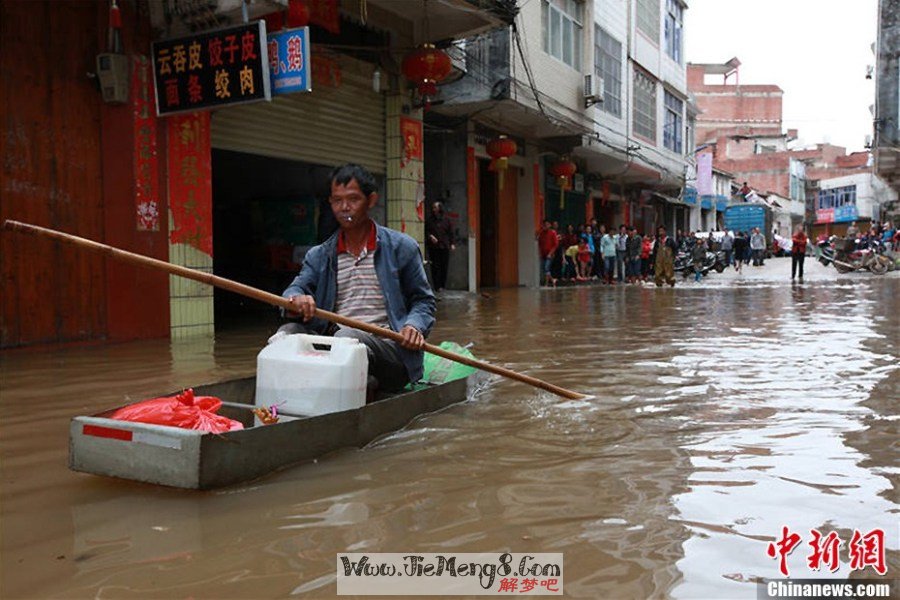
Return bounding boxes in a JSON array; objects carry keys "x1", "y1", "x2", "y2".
[{"x1": 684, "y1": 0, "x2": 877, "y2": 153}]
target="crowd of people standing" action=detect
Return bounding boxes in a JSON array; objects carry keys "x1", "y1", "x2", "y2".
[
  {"x1": 537, "y1": 219, "x2": 682, "y2": 287},
  {"x1": 841, "y1": 220, "x2": 898, "y2": 251},
  {"x1": 536, "y1": 221, "x2": 826, "y2": 286}
]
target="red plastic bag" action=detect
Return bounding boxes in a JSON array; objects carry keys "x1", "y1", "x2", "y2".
[{"x1": 109, "y1": 389, "x2": 244, "y2": 434}]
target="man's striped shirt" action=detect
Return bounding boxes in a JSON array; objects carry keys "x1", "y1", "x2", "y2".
[{"x1": 334, "y1": 246, "x2": 390, "y2": 329}]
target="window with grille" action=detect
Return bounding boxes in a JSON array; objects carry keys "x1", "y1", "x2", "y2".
[
  {"x1": 664, "y1": 0, "x2": 683, "y2": 62},
  {"x1": 817, "y1": 185, "x2": 856, "y2": 209},
  {"x1": 633, "y1": 68, "x2": 657, "y2": 142},
  {"x1": 663, "y1": 91, "x2": 683, "y2": 153},
  {"x1": 790, "y1": 175, "x2": 805, "y2": 200},
  {"x1": 594, "y1": 26, "x2": 622, "y2": 117},
  {"x1": 542, "y1": 0, "x2": 583, "y2": 70},
  {"x1": 636, "y1": 0, "x2": 660, "y2": 42},
  {"x1": 685, "y1": 122, "x2": 694, "y2": 157}
]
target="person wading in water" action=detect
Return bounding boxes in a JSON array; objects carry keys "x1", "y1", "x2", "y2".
[{"x1": 652, "y1": 225, "x2": 678, "y2": 287}]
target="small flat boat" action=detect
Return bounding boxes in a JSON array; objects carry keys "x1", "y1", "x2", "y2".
[{"x1": 69, "y1": 374, "x2": 475, "y2": 490}]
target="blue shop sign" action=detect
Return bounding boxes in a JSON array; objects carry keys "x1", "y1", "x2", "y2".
[
  {"x1": 267, "y1": 27, "x2": 312, "y2": 95},
  {"x1": 700, "y1": 195, "x2": 713, "y2": 210},
  {"x1": 683, "y1": 187, "x2": 697, "y2": 205},
  {"x1": 834, "y1": 204, "x2": 858, "y2": 223},
  {"x1": 715, "y1": 196, "x2": 728, "y2": 212}
]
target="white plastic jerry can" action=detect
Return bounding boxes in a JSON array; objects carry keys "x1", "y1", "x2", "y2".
[{"x1": 255, "y1": 334, "x2": 368, "y2": 418}]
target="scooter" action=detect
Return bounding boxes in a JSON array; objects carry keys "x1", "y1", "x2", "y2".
[
  {"x1": 712, "y1": 250, "x2": 727, "y2": 273},
  {"x1": 678, "y1": 251, "x2": 718, "y2": 279},
  {"x1": 674, "y1": 252, "x2": 693, "y2": 278},
  {"x1": 870, "y1": 239, "x2": 897, "y2": 271},
  {"x1": 817, "y1": 237, "x2": 835, "y2": 266},
  {"x1": 821, "y1": 237, "x2": 889, "y2": 275}
]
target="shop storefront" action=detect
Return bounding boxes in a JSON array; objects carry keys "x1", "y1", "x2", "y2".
[
  {"x1": 0, "y1": 0, "x2": 502, "y2": 349},
  {"x1": 209, "y1": 55, "x2": 387, "y2": 324},
  {"x1": 812, "y1": 204, "x2": 862, "y2": 239}
]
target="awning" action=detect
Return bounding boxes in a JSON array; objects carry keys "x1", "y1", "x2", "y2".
[{"x1": 652, "y1": 192, "x2": 689, "y2": 206}]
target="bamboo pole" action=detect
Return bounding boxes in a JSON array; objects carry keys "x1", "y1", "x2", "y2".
[{"x1": 3, "y1": 220, "x2": 587, "y2": 400}]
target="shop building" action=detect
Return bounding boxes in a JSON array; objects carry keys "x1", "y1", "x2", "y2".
[
  {"x1": 0, "y1": 0, "x2": 508, "y2": 348},
  {"x1": 425, "y1": 0, "x2": 691, "y2": 291}
]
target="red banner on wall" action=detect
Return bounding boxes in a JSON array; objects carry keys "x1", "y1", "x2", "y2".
[
  {"x1": 167, "y1": 112, "x2": 212, "y2": 256},
  {"x1": 309, "y1": 0, "x2": 340, "y2": 34},
  {"x1": 133, "y1": 56, "x2": 160, "y2": 231},
  {"x1": 312, "y1": 54, "x2": 342, "y2": 87},
  {"x1": 400, "y1": 116, "x2": 423, "y2": 167},
  {"x1": 533, "y1": 162, "x2": 543, "y2": 233},
  {"x1": 467, "y1": 147, "x2": 478, "y2": 234}
]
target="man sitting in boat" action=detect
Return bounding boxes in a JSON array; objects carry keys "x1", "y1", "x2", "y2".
[{"x1": 276, "y1": 163, "x2": 436, "y2": 393}]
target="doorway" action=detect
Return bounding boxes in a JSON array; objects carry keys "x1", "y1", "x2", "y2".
[
  {"x1": 594, "y1": 200, "x2": 618, "y2": 231},
  {"x1": 211, "y1": 150, "x2": 328, "y2": 328},
  {"x1": 478, "y1": 159, "x2": 498, "y2": 288}
]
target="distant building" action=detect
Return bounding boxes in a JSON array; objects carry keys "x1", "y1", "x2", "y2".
[
  {"x1": 687, "y1": 57, "x2": 896, "y2": 236},
  {"x1": 429, "y1": 0, "x2": 693, "y2": 289},
  {"x1": 811, "y1": 173, "x2": 898, "y2": 238},
  {"x1": 687, "y1": 59, "x2": 790, "y2": 150},
  {"x1": 873, "y1": 0, "x2": 899, "y2": 222}
]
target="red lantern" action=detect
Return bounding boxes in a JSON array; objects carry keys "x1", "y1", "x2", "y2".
[
  {"x1": 262, "y1": 10, "x2": 284, "y2": 33},
  {"x1": 486, "y1": 135, "x2": 517, "y2": 190},
  {"x1": 418, "y1": 80, "x2": 438, "y2": 97},
  {"x1": 286, "y1": 0, "x2": 310, "y2": 27},
  {"x1": 549, "y1": 157, "x2": 577, "y2": 209},
  {"x1": 402, "y1": 44, "x2": 452, "y2": 107}
]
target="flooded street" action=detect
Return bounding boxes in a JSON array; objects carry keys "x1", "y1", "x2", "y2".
[{"x1": 1, "y1": 261, "x2": 898, "y2": 599}]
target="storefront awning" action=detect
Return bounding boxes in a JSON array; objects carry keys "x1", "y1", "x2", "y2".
[{"x1": 652, "y1": 192, "x2": 689, "y2": 206}]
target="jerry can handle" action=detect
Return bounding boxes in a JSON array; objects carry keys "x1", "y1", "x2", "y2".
[{"x1": 294, "y1": 333, "x2": 357, "y2": 352}]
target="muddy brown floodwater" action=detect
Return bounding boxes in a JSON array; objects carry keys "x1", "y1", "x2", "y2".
[{"x1": 1, "y1": 266, "x2": 898, "y2": 599}]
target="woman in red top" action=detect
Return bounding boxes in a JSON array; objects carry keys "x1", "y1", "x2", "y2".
[
  {"x1": 641, "y1": 235, "x2": 652, "y2": 280},
  {"x1": 791, "y1": 225, "x2": 808, "y2": 281}
]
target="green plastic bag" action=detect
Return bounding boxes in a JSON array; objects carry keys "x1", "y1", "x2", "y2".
[{"x1": 421, "y1": 341, "x2": 478, "y2": 385}]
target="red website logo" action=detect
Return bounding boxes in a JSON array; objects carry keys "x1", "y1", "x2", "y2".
[{"x1": 766, "y1": 527, "x2": 886, "y2": 577}]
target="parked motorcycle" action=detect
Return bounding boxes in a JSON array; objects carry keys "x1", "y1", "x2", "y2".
[
  {"x1": 712, "y1": 250, "x2": 727, "y2": 273},
  {"x1": 817, "y1": 237, "x2": 835, "y2": 267},
  {"x1": 870, "y1": 239, "x2": 897, "y2": 271},
  {"x1": 674, "y1": 252, "x2": 693, "y2": 278},
  {"x1": 677, "y1": 251, "x2": 719, "y2": 279},
  {"x1": 824, "y1": 237, "x2": 889, "y2": 275}
]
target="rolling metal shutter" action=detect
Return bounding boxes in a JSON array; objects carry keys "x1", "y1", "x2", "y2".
[{"x1": 211, "y1": 58, "x2": 385, "y2": 174}]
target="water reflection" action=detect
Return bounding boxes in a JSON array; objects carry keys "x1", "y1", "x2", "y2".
[
  {"x1": 0, "y1": 277, "x2": 897, "y2": 598},
  {"x1": 667, "y1": 286, "x2": 898, "y2": 597}
]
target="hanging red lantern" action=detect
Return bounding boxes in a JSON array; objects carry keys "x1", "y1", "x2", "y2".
[
  {"x1": 486, "y1": 135, "x2": 517, "y2": 190},
  {"x1": 286, "y1": 0, "x2": 310, "y2": 28},
  {"x1": 402, "y1": 44, "x2": 452, "y2": 108},
  {"x1": 262, "y1": 10, "x2": 285, "y2": 33},
  {"x1": 418, "y1": 80, "x2": 438, "y2": 97},
  {"x1": 549, "y1": 157, "x2": 577, "y2": 209}
]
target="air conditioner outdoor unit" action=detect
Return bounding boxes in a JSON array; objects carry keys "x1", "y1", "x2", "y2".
[
  {"x1": 450, "y1": 39, "x2": 468, "y2": 75},
  {"x1": 583, "y1": 73, "x2": 604, "y2": 108},
  {"x1": 96, "y1": 53, "x2": 129, "y2": 104}
]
